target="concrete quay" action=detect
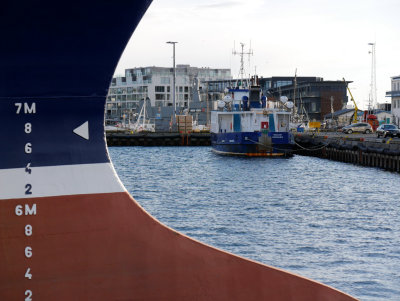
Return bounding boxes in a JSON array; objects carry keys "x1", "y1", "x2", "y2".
[
  {"x1": 106, "y1": 132, "x2": 211, "y2": 147},
  {"x1": 295, "y1": 132, "x2": 400, "y2": 173}
]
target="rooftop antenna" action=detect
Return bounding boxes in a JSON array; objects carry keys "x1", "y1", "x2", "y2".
[{"x1": 232, "y1": 42, "x2": 253, "y2": 88}]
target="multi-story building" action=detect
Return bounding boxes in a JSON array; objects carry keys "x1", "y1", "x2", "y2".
[
  {"x1": 386, "y1": 75, "x2": 400, "y2": 125},
  {"x1": 202, "y1": 76, "x2": 349, "y2": 122},
  {"x1": 106, "y1": 65, "x2": 231, "y2": 119},
  {"x1": 259, "y1": 77, "x2": 348, "y2": 121}
]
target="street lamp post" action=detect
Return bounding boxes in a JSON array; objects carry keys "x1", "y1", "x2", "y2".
[{"x1": 166, "y1": 41, "x2": 178, "y2": 125}]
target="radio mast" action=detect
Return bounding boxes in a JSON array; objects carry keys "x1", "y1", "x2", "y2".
[{"x1": 368, "y1": 42, "x2": 377, "y2": 112}]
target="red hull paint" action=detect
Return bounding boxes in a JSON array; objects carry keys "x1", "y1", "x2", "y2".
[{"x1": 0, "y1": 192, "x2": 357, "y2": 300}]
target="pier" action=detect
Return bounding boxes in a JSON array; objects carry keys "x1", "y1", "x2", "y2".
[
  {"x1": 106, "y1": 132, "x2": 211, "y2": 146},
  {"x1": 107, "y1": 131, "x2": 400, "y2": 173},
  {"x1": 295, "y1": 133, "x2": 400, "y2": 173}
]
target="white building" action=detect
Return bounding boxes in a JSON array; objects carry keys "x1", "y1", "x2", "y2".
[
  {"x1": 106, "y1": 65, "x2": 232, "y2": 119},
  {"x1": 386, "y1": 75, "x2": 400, "y2": 125}
]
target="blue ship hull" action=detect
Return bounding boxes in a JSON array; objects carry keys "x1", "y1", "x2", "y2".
[
  {"x1": 0, "y1": 1, "x2": 357, "y2": 300},
  {"x1": 211, "y1": 132, "x2": 294, "y2": 157}
]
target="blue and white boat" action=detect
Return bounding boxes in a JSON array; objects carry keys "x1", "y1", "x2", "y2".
[{"x1": 211, "y1": 76, "x2": 295, "y2": 157}]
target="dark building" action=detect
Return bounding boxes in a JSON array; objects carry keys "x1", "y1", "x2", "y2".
[{"x1": 259, "y1": 77, "x2": 349, "y2": 121}]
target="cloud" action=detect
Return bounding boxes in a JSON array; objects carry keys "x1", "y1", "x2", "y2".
[{"x1": 197, "y1": 1, "x2": 240, "y2": 9}]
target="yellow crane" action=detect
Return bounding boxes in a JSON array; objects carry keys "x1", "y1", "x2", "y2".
[{"x1": 343, "y1": 78, "x2": 358, "y2": 124}]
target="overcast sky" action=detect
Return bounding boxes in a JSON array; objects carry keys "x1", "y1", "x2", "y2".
[{"x1": 115, "y1": 0, "x2": 400, "y2": 109}]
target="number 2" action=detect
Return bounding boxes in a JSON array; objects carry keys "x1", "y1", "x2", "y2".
[
  {"x1": 25, "y1": 184, "x2": 32, "y2": 195},
  {"x1": 25, "y1": 290, "x2": 32, "y2": 301}
]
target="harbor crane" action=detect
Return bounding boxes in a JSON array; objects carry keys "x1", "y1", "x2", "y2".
[{"x1": 343, "y1": 78, "x2": 359, "y2": 124}]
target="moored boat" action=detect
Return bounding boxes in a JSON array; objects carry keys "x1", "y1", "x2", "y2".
[{"x1": 211, "y1": 76, "x2": 295, "y2": 157}]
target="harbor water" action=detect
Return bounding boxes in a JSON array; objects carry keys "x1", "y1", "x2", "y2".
[{"x1": 109, "y1": 146, "x2": 400, "y2": 300}]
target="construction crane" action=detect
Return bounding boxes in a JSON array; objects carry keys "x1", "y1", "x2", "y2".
[{"x1": 343, "y1": 78, "x2": 358, "y2": 124}]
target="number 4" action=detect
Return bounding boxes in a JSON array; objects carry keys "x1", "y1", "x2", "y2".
[
  {"x1": 25, "y1": 163, "x2": 32, "y2": 174},
  {"x1": 25, "y1": 268, "x2": 32, "y2": 280}
]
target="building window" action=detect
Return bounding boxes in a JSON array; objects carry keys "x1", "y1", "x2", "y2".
[
  {"x1": 161, "y1": 77, "x2": 170, "y2": 84},
  {"x1": 155, "y1": 94, "x2": 165, "y2": 100},
  {"x1": 274, "y1": 80, "x2": 292, "y2": 88},
  {"x1": 311, "y1": 102, "x2": 317, "y2": 112},
  {"x1": 155, "y1": 86, "x2": 165, "y2": 93},
  {"x1": 138, "y1": 86, "x2": 148, "y2": 93}
]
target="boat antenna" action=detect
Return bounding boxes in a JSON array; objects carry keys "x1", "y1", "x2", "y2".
[
  {"x1": 233, "y1": 42, "x2": 253, "y2": 88},
  {"x1": 248, "y1": 40, "x2": 253, "y2": 75}
]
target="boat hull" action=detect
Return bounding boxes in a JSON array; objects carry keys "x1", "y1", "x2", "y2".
[
  {"x1": 0, "y1": 1, "x2": 357, "y2": 300},
  {"x1": 0, "y1": 192, "x2": 356, "y2": 300},
  {"x1": 211, "y1": 132, "x2": 294, "y2": 157}
]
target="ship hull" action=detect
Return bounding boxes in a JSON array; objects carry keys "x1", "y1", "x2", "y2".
[
  {"x1": 0, "y1": 192, "x2": 355, "y2": 300},
  {"x1": 0, "y1": 1, "x2": 357, "y2": 300},
  {"x1": 211, "y1": 132, "x2": 294, "y2": 157}
]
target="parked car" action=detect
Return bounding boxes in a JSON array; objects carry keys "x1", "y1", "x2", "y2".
[
  {"x1": 376, "y1": 124, "x2": 400, "y2": 138},
  {"x1": 342, "y1": 122, "x2": 373, "y2": 134}
]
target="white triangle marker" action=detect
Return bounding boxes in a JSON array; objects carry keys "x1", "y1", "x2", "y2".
[{"x1": 73, "y1": 121, "x2": 89, "y2": 140}]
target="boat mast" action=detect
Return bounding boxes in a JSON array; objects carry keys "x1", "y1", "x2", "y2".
[
  {"x1": 233, "y1": 42, "x2": 253, "y2": 88},
  {"x1": 293, "y1": 68, "x2": 298, "y2": 120},
  {"x1": 206, "y1": 82, "x2": 210, "y2": 127},
  {"x1": 143, "y1": 97, "x2": 146, "y2": 129}
]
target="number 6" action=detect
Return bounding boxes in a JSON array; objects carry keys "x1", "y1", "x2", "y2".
[{"x1": 25, "y1": 246, "x2": 32, "y2": 258}]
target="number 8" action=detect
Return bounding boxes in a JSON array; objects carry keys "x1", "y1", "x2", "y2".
[
  {"x1": 25, "y1": 123, "x2": 32, "y2": 134},
  {"x1": 25, "y1": 225, "x2": 32, "y2": 236}
]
